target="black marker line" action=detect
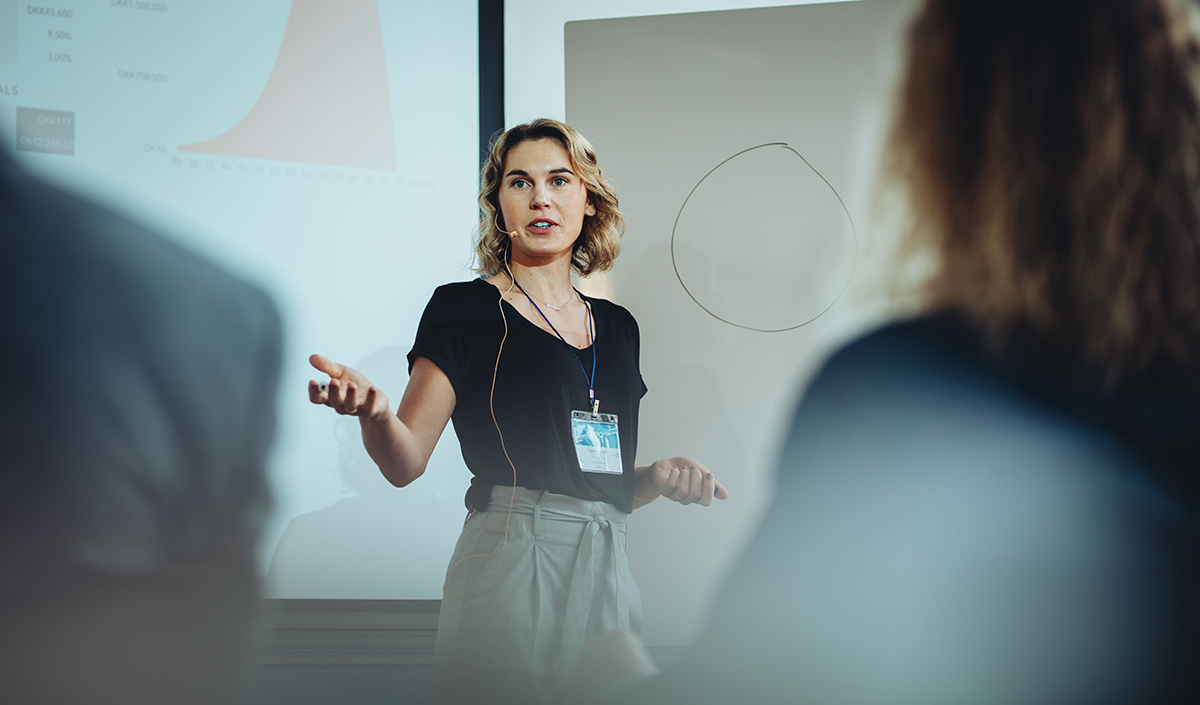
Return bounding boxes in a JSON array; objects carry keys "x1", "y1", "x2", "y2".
[{"x1": 669, "y1": 142, "x2": 858, "y2": 333}]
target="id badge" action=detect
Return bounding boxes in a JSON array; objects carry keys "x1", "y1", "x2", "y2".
[{"x1": 571, "y1": 410, "x2": 622, "y2": 474}]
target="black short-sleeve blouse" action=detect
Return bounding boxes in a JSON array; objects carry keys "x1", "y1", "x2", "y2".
[{"x1": 406, "y1": 278, "x2": 647, "y2": 513}]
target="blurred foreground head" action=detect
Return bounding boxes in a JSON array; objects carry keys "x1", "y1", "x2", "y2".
[
  {"x1": 0, "y1": 146, "x2": 282, "y2": 704},
  {"x1": 889, "y1": 0, "x2": 1200, "y2": 387}
]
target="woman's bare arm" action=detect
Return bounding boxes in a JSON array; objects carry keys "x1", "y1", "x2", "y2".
[{"x1": 309, "y1": 354, "x2": 456, "y2": 487}]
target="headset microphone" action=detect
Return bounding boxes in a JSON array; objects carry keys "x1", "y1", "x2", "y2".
[{"x1": 495, "y1": 215, "x2": 520, "y2": 238}]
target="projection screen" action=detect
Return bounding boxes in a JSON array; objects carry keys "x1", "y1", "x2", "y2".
[{"x1": 1, "y1": 0, "x2": 479, "y2": 598}]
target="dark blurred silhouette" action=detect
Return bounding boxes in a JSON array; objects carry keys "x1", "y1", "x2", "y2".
[
  {"x1": 0, "y1": 146, "x2": 282, "y2": 704},
  {"x1": 580, "y1": 1, "x2": 1200, "y2": 703}
]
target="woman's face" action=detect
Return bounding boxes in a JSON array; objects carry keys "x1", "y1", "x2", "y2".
[{"x1": 497, "y1": 138, "x2": 596, "y2": 265}]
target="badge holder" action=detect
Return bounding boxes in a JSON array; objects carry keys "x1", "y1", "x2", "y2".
[{"x1": 571, "y1": 409, "x2": 621, "y2": 475}]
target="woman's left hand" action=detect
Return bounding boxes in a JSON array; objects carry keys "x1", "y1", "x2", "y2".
[{"x1": 634, "y1": 457, "x2": 729, "y2": 509}]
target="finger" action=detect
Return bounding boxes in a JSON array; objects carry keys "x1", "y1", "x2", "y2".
[
  {"x1": 713, "y1": 481, "x2": 729, "y2": 500},
  {"x1": 697, "y1": 472, "x2": 716, "y2": 507},
  {"x1": 343, "y1": 383, "x2": 362, "y2": 415},
  {"x1": 674, "y1": 466, "x2": 695, "y2": 504},
  {"x1": 308, "y1": 380, "x2": 329, "y2": 405},
  {"x1": 663, "y1": 464, "x2": 682, "y2": 499},
  {"x1": 680, "y1": 467, "x2": 699, "y2": 505},
  {"x1": 309, "y1": 353, "x2": 346, "y2": 379},
  {"x1": 683, "y1": 467, "x2": 706, "y2": 505},
  {"x1": 326, "y1": 378, "x2": 347, "y2": 410}
]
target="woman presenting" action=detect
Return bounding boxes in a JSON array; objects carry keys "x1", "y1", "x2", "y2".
[{"x1": 308, "y1": 119, "x2": 727, "y2": 704}]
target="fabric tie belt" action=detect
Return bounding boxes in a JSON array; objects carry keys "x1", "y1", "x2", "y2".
[{"x1": 488, "y1": 486, "x2": 631, "y2": 679}]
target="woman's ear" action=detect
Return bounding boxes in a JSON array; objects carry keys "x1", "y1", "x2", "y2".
[{"x1": 586, "y1": 201, "x2": 597, "y2": 217}]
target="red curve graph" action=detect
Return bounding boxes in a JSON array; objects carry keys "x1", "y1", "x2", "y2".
[{"x1": 180, "y1": 0, "x2": 396, "y2": 170}]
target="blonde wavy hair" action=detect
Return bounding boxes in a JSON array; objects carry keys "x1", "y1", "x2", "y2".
[
  {"x1": 474, "y1": 119, "x2": 624, "y2": 277},
  {"x1": 889, "y1": 0, "x2": 1200, "y2": 386}
]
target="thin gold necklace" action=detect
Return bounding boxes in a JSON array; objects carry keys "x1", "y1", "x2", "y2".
[{"x1": 510, "y1": 275, "x2": 579, "y2": 311}]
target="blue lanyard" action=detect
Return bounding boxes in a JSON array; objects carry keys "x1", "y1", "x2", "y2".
[{"x1": 511, "y1": 277, "x2": 598, "y2": 413}]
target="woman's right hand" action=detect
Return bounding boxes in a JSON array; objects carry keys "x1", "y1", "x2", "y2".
[
  {"x1": 308, "y1": 354, "x2": 391, "y2": 421},
  {"x1": 307, "y1": 353, "x2": 453, "y2": 487}
]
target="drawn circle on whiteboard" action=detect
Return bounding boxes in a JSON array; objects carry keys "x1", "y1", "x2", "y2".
[{"x1": 670, "y1": 143, "x2": 857, "y2": 332}]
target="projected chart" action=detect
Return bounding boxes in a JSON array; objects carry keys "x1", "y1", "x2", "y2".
[
  {"x1": 15, "y1": 106, "x2": 74, "y2": 155},
  {"x1": 1, "y1": 0, "x2": 82, "y2": 156},
  {"x1": 0, "y1": 0, "x2": 480, "y2": 601},
  {"x1": 1, "y1": 0, "x2": 79, "y2": 68},
  {"x1": 179, "y1": 0, "x2": 396, "y2": 170},
  {"x1": 0, "y1": 0, "x2": 402, "y2": 174}
]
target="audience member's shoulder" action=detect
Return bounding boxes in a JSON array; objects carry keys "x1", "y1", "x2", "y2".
[
  {"x1": 790, "y1": 316, "x2": 1175, "y2": 511},
  {"x1": 797, "y1": 314, "x2": 986, "y2": 413},
  {"x1": 823, "y1": 314, "x2": 979, "y2": 378},
  {"x1": 4, "y1": 153, "x2": 277, "y2": 332},
  {"x1": 91, "y1": 198, "x2": 272, "y2": 314},
  {"x1": 786, "y1": 314, "x2": 1137, "y2": 485},
  {"x1": 783, "y1": 317, "x2": 1188, "y2": 546}
]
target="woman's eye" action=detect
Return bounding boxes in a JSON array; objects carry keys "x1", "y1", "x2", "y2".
[
  {"x1": 552, "y1": 177, "x2": 568, "y2": 186},
  {"x1": 510, "y1": 179, "x2": 528, "y2": 189}
]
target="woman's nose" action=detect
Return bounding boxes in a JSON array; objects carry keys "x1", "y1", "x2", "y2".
[{"x1": 530, "y1": 183, "x2": 550, "y2": 208}]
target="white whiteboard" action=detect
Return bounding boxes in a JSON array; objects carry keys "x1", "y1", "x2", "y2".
[
  {"x1": 504, "y1": 0, "x2": 856, "y2": 127},
  {"x1": 565, "y1": 0, "x2": 915, "y2": 645}
]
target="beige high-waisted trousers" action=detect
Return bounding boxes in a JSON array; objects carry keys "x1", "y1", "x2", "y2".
[{"x1": 432, "y1": 485, "x2": 643, "y2": 705}]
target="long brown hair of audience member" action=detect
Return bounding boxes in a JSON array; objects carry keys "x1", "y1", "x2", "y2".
[{"x1": 887, "y1": 0, "x2": 1200, "y2": 389}]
